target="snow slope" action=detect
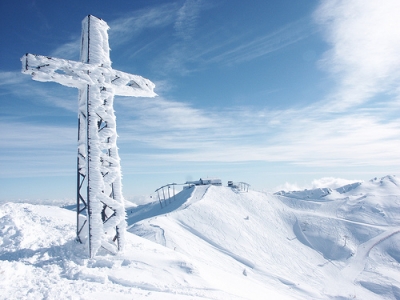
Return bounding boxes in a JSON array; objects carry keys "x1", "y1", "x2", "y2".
[
  {"x1": 130, "y1": 175, "x2": 400, "y2": 299},
  {"x1": 1, "y1": 175, "x2": 400, "y2": 299},
  {"x1": 0, "y1": 202, "x2": 263, "y2": 299}
]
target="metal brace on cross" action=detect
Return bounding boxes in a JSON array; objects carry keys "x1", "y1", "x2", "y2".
[{"x1": 21, "y1": 15, "x2": 156, "y2": 258}]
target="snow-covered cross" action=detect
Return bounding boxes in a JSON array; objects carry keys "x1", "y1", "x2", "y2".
[{"x1": 21, "y1": 15, "x2": 156, "y2": 258}]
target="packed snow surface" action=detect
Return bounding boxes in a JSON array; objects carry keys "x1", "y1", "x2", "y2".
[{"x1": 1, "y1": 175, "x2": 400, "y2": 299}]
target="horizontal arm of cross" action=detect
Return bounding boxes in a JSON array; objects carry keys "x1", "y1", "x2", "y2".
[{"x1": 21, "y1": 53, "x2": 156, "y2": 97}]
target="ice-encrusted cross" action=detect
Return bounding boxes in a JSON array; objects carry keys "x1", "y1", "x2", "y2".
[{"x1": 21, "y1": 15, "x2": 156, "y2": 258}]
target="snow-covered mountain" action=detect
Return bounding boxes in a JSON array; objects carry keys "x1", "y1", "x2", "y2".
[{"x1": 1, "y1": 175, "x2": 399, "y2": 299}]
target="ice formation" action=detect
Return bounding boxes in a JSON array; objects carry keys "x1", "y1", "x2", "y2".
[{"x1": 21, "y1": 15, "x2": 156, "y2": 257}]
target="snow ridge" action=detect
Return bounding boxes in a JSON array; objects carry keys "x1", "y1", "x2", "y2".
[{"x1": 130, "y1": 176, "x2": 400, "y2": 299}]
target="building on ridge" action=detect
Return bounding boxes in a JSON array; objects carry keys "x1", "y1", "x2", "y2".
[{"x1": 186, "y1": 178, "x2": 222, "y2": 186}]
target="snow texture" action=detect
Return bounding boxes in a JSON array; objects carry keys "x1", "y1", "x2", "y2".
[
  {"x1": 20, "y1": 15, "x2": 156, "y2": 257},
  {"x1": 1, "y1": 175, "x2": 398, "y2": 299},
  {"x1": 81, "y1": 15, "x2": 111, "y2": 68},
  {"x1": 20, "y1": 54, "x2": 156, "y2": 97}
]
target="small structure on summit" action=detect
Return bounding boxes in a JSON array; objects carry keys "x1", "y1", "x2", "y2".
[
  {"x1": 186, "y1": 178, "x2": 222, "y2": 186},
  {"x1": 228, "y1": 181, "x2": 250, "y2": 192}
]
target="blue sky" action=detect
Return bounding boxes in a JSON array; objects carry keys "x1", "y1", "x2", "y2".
[{"x1": 1, "y1": 0, "x2": 399, "y2": 201}]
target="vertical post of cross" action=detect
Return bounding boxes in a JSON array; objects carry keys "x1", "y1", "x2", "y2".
[{"x1": 78, "y1": 15, "x2": 116, "y2": 258}]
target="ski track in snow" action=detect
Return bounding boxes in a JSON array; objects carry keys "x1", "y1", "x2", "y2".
[
  {"x1": 177, "y1": 220, "x2": 256, "y2": 269},
  {"x1": 341, "y1": 228, "x2": 400, "y2": 281}
]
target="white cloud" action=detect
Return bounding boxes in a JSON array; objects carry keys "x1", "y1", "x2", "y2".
[
  {"x1": 310, "y1": 177, "x2": 362, "y2": 189},
  {"x1": 115, "y1": 94, "x2": 400, "y2": 167},
  {"x1": 0, "y1": 71, "x2": 77, "y2": 112},
  {"x1": 109, "y1": 4, "x2": 178, "y2": 46},
  {"x1": 0, "y1": 122, "x2": 76, "y2": 178},
  {"x1": 1, "y1": 122, "x2": 75, "y2": 149},
  {"x1": 51, "y1": 41, "x2": 80, "y2": 61},
  {"x1": 206, "y1": 18, "x2": 316, "y2": 65},
  {"x1": 174, "y1": 0, "x2": 203, "y2": 40},
  {"x1": 49, "y1": 4, "x2": 178, "y2": 61},
  {"x1": 314, "y1": 0, "x2": 400, "y2": 109},
  {"x1": 46, "y1": 4, "x2": 314, "y2": 77},
  {"x1": 159, "y1": 16, "x2": 316, "y2": 74},
  {"x1": 4, "y1": 1, "x2": 400, "y2": 180},
  {"x1": 0, "y1": 71, "x2": 26, "y2": 86},
  {"x1": 273, "y1": 177, "x2": 362, "y2": 192},
  {"x1": 273, "y1": 182, "x2": 304, "y2": 193}
]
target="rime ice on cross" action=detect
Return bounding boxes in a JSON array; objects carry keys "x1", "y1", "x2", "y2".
[{"x1": 21, "y1": 15, "x2": 156, "y2": 258}]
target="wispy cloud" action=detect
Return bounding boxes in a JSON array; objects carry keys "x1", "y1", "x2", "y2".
[
  {"x1": 4, "y1": 92, "x2": 398, "y2": 178},
  {"x1": 109, "y1": 3, "x2": 178, "y2": 46},
  {"x1": 0, "y1": 122, "x2": 76, "y2": 177},
  {"x1": 1, "y1": 122, "x2": 74, "y2": 149},
  {"x1": 0, "y1": 71, "x2": 26, "y2": 86},
  {"x1": 154, "y1": 15, "x2": 316, "y2": 75},
  {"x1": 0, "y1": 71, "x2": 77, "y2": 112},
  {"x1": 115, "y1": 94, "x2": 400, "y2": 167},
  {"x1": 142, "y1": 0, "x2": 211, "y2": 75},
  {"x1": 51, "y1": 41, "x2": 80, "y2": 61},
  {"x1": 314, "y1": 0, "x2": 400, "y2": 110},
  {"x1": 47, "y1": 3, "x2": 314, "y2": 77},
  {"x1": 174, "y1": 0, "x2": 203, "y2": 41},
  {"x1": 203, "y1": 18, "x2": 316, "y2": 65},
  {"x1": 49, "y1": 3, "x2": 179, "y2": 60},
  {"x1": 4, "y1": 1, "x2": 400, "y2": 181}
]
